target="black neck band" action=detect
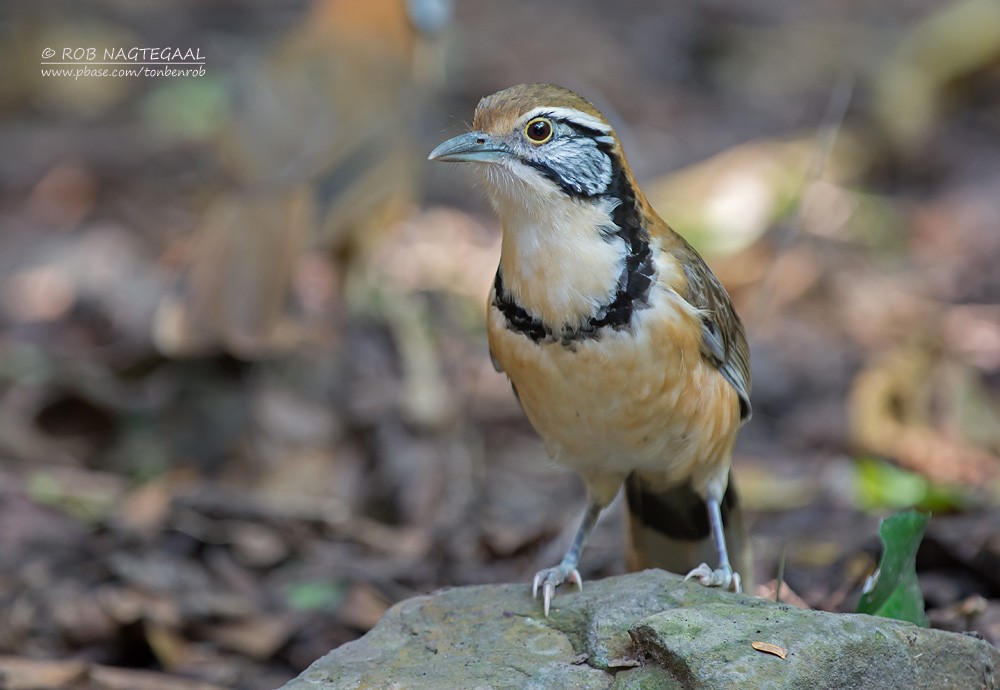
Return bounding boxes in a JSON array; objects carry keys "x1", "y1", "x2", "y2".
[{"x1": 492, "y1": 148, "x2": 655, "y2": 345}]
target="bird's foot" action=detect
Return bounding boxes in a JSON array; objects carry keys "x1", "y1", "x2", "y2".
[
  {"x1": 532, "y1": 564, "x2": 583, "y2": 616},
  {"x1": 684, "y1": 563, "x2": 742, "y2": 593}
]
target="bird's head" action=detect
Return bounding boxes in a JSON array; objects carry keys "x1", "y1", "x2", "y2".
[{"x1": 429, "y1": 83, "x2": 630, "y2": 212}]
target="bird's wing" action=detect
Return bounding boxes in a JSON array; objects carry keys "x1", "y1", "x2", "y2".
[{"x1": 671, "y1": 235, "x2": 752, "y2": 423}]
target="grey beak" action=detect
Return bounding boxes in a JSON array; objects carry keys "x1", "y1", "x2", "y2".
[{"x1": 428, "y1": 132, "x2": 508, "y2": 163}]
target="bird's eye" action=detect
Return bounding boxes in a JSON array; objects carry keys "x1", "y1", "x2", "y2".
[{"x1": 524, "y1": 118, "x2": 553, "y2": 144}]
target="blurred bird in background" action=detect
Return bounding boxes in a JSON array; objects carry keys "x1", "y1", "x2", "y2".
[{"x1": 154, "y1": 0, "x2": 452, "y2": 359}]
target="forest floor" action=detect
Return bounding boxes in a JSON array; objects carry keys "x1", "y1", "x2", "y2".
[{"x1": 1, "y1": 1, "x2": 999, "y2": 688}]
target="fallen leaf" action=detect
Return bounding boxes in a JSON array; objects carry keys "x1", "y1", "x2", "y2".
[
  {"x1": 849, "y1": 347, "x2": 1000, "y2": 486},
  {"x1": 118, "y1": 476, "x2": 175, "y2": 533},
  {"x1": 337, "y1": 582, "x2": 390, "y2": 631},
  {"x1": 751, "y1": 641, "x2": 788, "y2": 659},
  {"x1": 198, "y1": 616, "x2": 296, "y2": 659},
  {"x1": 89, "y1": 663, "x2": 228, "y2": 690},
  {"x1": 145, "y1": 621, "x2": 192, "y2": 671},
  {"x1": 0, "y1": 656, "x2": 85, "y2": 690},
  {"x1": 753, "y1": 580, "x2": 811, "y2": 609},
  {"x1": 224, "y1": 520, "x2": 290, "y2": 569}
]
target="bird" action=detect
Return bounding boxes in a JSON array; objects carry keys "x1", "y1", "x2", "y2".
[
  {"x1": 154, "y1": 0, "x2": 451, "y2": 358},
  {"x1": 429, "y1": 83, "x2": 753, "y2": 615}
]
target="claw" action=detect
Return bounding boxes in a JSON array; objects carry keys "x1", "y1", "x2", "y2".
[
  {"x1": 685, "y1": 562, "x2": 741, "y2": 593},
  {"x1": 531, "y1": 565, "x2": 583, "y2": 616}
]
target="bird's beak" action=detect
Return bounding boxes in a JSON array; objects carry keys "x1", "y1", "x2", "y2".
[{"x1": 428, "y1": 132, "x2": 508, "y2": 163}]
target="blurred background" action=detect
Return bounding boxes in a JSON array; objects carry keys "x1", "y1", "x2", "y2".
[{"x1": 1, "y1": 0, "x2": 1000, "y2": 687}]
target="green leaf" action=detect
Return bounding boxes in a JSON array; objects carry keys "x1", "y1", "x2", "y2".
[
  {"x1": 283, "y1": 579, "x2": 347, "y2": 612},
  {"x1": 855, "y1": 457, "x2": 927, "y2": 510},
  {"x1": 27, "y1": 472, "x2": 114, "y2": 526},
  {"x1": 139, "y1": 76, "x2": 228, "y2": 141},
  {"x1": 856, "y1": 510, "x2": 930, "y2": 627},
  {"x1": 853, "y1": 457, "x2": 967, "y2": 513}
]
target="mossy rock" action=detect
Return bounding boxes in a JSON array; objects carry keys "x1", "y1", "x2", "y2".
[{"x1": 281, "y1": 569, "x2": 998, "y2": 690}]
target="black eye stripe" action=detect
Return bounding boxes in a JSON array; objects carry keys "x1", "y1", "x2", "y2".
[
  {"x1": 515, "y1": 114, "x2": 618, "y2": 198},
  {"x1": 524, "y1": 140, "x2": 613, "y2": 198},
  {"x1": 544, "y1": 116, "x2": 609, "y2": 139},
  {"x1": 565, "y1": 122, "x2": 609, "y2": 138},
  {"x1": 522, "y1": 111, "x2": 610, "y2": 141}
]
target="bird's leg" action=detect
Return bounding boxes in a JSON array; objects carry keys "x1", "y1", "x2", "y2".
[
  {"x1": 532, "y1": 499, "x2": 602, "y2": 616},
  {"x1": 685, "y1": 493, "x2": 742, "y2": 592}
]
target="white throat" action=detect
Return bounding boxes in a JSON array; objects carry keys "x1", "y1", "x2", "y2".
[{"x1": 483, "y1": 166, "x2": 626, "y2": 328}]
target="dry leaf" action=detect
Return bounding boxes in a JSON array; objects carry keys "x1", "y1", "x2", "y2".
[
  {"x1": 89, "y1": 663, "x2": 228, "y2": 690},
  {"x1": 751, "y1": 640, "x2": 788, "y2": 659},
  {"x1": 753, "y1": 579, "x2": 811, "y2": 609},
  {"x1": 337, "y1": 582, "x2": 390, "y2": 631},
  {"x1": 118, "y1": 477, "x2": 175, "y2": 533},
  {"x1": 199, "y1": 616, "x2": 296, "y2": 659},
  {"x1": 0, "y1": 656, "x2": 85, "y2": 690},
  {"x1": 849, "y1": 347, "x2": 1000, "y2": 484}
]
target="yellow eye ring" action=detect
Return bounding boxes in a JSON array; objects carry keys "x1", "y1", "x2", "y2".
[{"x1": 524, "y1": 117, "x2": 554, "y2": 144}]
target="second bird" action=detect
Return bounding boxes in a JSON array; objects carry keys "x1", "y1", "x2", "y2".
[{"x1": 430, "y1": 83, "x2": 753, "y2": 615}]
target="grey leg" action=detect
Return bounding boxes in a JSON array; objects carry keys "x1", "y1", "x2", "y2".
[
  {"x1": 532, "y1": 500, "x2": 602, "y2": 616},
  {"x1": 684, "y1": 494, "x2": 741, "y2": 592}
]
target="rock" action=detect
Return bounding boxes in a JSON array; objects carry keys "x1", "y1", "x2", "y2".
[{"x1": 280, "y1": 569, "x2": 999, "y2": 690}]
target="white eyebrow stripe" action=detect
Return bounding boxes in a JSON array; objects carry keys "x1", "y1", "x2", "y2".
[{"x1": 524, "y1": 106, "x2": 612, "y2": 134}]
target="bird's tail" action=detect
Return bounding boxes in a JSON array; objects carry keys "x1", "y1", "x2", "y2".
[{"x1": 624, "y1": 471, "x2": 753, "y2": 588}]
